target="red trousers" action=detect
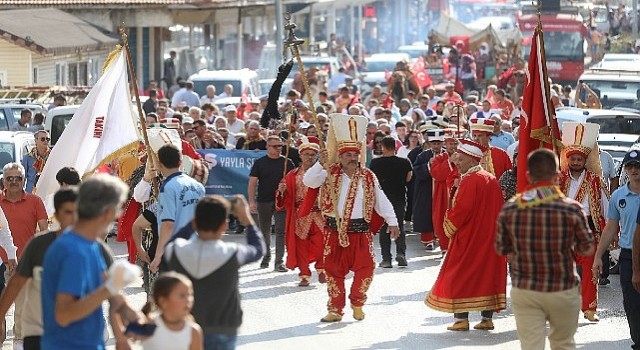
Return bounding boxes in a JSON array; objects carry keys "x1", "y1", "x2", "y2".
[
  {"x1": 296, "y1": 224, "x2": 325, "y2": 279},
  {"x1": 324, "y1": 230, "x2": 375, "y2": 315},
  {"x1": 420, "y1": 232, "x2": 434, "y2": 245},
  {"x1": 576, "y1": 252, "x2": 598, "y2": 312}
]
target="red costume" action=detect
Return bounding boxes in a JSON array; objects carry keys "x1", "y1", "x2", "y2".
[
  {"x1": 558, "y1": 121, "x2": 608, "y2": 318},
  {"x1": 560, "y1": 169, "x2": 606, "y2": 313},
  {"x1": 318, "y1": 164, "x2": 384, "y2": 315},
  {"x1": 481, "y1": 146, "x2": 512, "y2": 179},
  {"x1": 429, "y1": 152, "x2": 459, "y2": 252},
  {"x1": 426, "y1": 165, "x2": 507, "y2": 313},
  {"x1": 276, "y1": 167, "x2": 325, "y2": 282}
]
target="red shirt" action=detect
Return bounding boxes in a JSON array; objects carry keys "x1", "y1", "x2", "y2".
[{"x1": 0, "y1": 191, "x2": 47, "y2": 261}]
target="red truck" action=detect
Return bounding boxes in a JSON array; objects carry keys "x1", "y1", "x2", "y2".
[{"x1": 518, "y1": 9, "x2": 587, "y2": 84}]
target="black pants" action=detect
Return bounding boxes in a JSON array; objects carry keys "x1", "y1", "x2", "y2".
[
  {"x1": 601, "y1": 249, "x2": 611, "y2": 279},
  {"x1": 620, "y1": 249, "x2": 640, "y2": 349},
  {"x1": 24, "y1": 336, "x2": 41, "y2": 350},
  {"x1": 454, "y1": 310, "x2": 494, "y2": 319},
  {"x1": 379, "y1": 200, "x2": 406, "y2": 261}
]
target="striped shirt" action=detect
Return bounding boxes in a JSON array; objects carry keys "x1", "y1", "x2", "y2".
[{"x1": 495, "y1": 185, "x2": 594, "y2": 292}]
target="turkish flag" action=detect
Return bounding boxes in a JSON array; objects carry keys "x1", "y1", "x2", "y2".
[
  {"x1": 516, "y1": 26, "x2": 562, "y2": 192},
  {"x1": 411, "y1": 56, "x2": 433, "y2": 87}
]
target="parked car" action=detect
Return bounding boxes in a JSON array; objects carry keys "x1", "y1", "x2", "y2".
[
  {"x1": 286, "y1": 56, "x2": 342, "y2": 80},
  {"x1": 0, "y1": 131, "x2": 36, "y2": 174},
  {"x1": 362, "y1": 53, "x2": 411, "y2": 88},
  {"x1": 189, "y1": 69, "x2": 261, "y2": 99},
  {"x1": 259, "y1": 78, "x2": 293, "y2": 98},
  {"x1": 578, "y1": 64, "x2": 640, "y2": 109},
  {"x1": 0, "y1": 103, "x2": 46, "y2": 131}
]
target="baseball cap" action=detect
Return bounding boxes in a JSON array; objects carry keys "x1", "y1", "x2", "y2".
[
  {"x1": 223, "y1": 105, "x2": 237, "y2": 113},
  {"x1": 622, "y1": 149, "x2": 640, "y2": 167},
  {"x1": 182, "y1": 116, "x2": 194, "y2": 124}
]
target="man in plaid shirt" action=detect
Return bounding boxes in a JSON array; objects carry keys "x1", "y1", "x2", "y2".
[{"x1": 496, "y1": 149, "x2": 595, "y2": 349}]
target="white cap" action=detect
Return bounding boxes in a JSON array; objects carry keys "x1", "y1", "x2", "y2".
[
  {"x1": 182, "y1": 116, "x2": 194, "y2": 124},
  {"x1": 224, "y1": 105, "x2": 237, "y2": 113}
]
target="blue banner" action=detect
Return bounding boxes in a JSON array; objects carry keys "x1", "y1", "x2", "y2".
[{"x1": 197, "y1": 149, "x2": 266, "y2": 198}]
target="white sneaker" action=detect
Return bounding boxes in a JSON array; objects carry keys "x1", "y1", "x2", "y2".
[{"x1": 13, "y1": 340, "x2": 24, "y2": 350}]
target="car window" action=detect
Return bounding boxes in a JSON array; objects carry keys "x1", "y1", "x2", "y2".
[
  {"x1": 0, "y1": 110, "x2": 8, "y2": 131},
  {"x1": 0, "y1": 142, "x2": 15, "y2": 174},
  {"x1": 589, "y1": 116, "x2": 640, "y2": 135},
  {"x1": 51, "y1": 114, "x2": 74, "y2": 145},
  {"x1": 193, "y1": 80, "x2": 242, "y2": 97}
]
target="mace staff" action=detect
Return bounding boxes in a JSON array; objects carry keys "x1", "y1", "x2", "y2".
[{"x1": 283, "y1": 13, "x2": 325, "y2": 148}]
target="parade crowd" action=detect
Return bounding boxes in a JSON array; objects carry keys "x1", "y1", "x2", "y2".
[{"x1": 0, "y1": 50, "x2": 638, "y2": 350}]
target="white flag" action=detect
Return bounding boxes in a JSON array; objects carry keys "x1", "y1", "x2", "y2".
[{"x1": 36, "y1": 48, "x2": 140, "y2": 215}]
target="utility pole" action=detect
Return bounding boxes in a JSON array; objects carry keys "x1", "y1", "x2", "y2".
[
  {"x1": 633, "y1": 0, "x2": 638, "y2": 41},
  {"x1": 275, "y1": 0, "x2": 284, "y2": 61}
]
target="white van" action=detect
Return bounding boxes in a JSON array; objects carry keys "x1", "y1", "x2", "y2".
[
  {"x1": 189, "y1": 69, "x2": 261, "y2": 99},
  {"x1": 578, "y1": 66, "x2": 640, "y2": 109},
  {"x1": 45, "y1": 105, "x2": 79, "y2": 146}
]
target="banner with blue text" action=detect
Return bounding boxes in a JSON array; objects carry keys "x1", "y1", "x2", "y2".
[{"x1": 197, "y1": 149, "x2": 266, "y2": 198}]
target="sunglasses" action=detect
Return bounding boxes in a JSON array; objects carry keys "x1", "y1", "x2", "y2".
[
  {"x1": 40, "y1": 137, "x2": 51, "y2": 142},
  {"x1": 4, "y1": 176, "x2": 23, "y2": 182}
]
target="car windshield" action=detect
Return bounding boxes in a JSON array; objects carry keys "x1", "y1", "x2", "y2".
[
  {"x1": 582, "y1": 80, "x2": 640, "y2": 107},
  {"x1": 365, "y1": 61, "x2": 398, "y2": 72},
  {"x1": 589, "y1": 116, "x2": 640, "y2": 135},
  {"x1": 0, "y1": 142, "x2": 15, "y2": 174},
  {"x1": 523, "y1": 31, "x2": 584, "y2": 61},
  {"x1": 193, "y1": 80, "x2": 242, "y2": 97},
  {"x1": 51, "y1": 114, "x2": 74, "y2": 145}
]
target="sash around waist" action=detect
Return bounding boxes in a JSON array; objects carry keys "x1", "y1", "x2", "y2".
[{"x1": 325, "y1": 216, "x2": 370, "y2": 233}]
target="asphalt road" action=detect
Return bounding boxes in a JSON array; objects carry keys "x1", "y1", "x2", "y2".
[{"x1": 2, "y1": 231, "x2": 634, "y2": 350}]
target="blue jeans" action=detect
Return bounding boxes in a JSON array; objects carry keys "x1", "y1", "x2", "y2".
[{"x1": 204, "y1": 333, "x2": 237, "y2": 350}]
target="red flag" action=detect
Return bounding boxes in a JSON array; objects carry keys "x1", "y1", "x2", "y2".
[
  {"x1": 411, "y1": 56, "x2": 433, "y2": 87},
  {"x1": 516, "y1": 26, "x2": 562, "y2": 192}
]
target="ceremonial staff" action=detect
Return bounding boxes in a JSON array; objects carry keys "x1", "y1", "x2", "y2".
[
  {"x1": 283, "y1": 104, "x2": 295, "y2": 178},
  {"x1": 283, "y1": 13, "x2": 324, "y2": 146}
]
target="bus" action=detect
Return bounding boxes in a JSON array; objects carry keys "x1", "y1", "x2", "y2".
[{"x1": 518, "y1": 9, "x2": 587, "y2": 84}]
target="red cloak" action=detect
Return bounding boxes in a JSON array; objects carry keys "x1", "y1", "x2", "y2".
[
  {"x1": 429, "y1": 152, "x2": 459, "y2": 251},
  {"x1": 276, "y1": 168, "x2": 323, "y2": 270},
  {"x1": 425, "y1": 167, "x2": 507, "y2": 312}
]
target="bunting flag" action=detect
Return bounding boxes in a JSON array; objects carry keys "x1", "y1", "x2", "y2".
[
  {"x1": 36, "y1": 46, "x2": 141, "y2": 215},
  {"x1": 516, "y1": 26, "x2": 562, "y2": 192}
]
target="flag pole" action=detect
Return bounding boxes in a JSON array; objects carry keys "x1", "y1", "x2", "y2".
[
  {"x1": 119, "y1": 27, "x2": 158, "y2": 187},
  {"x1": 535, "y1": 1, "x2": 559, "y2": 155}
]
